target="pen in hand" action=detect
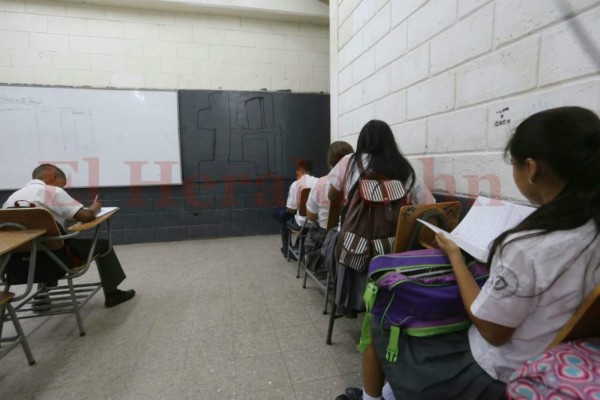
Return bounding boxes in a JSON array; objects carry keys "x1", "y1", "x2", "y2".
[{"x1": 91, "y1": 194, "x2": 102, "y2": 215}]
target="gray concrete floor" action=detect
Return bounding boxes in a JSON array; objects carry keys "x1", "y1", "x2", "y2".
[{"x1": 0, "y1": 235, "x2": 363, "y2": 399}]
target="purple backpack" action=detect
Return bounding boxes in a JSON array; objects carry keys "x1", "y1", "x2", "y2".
[{"x1": 358, "y1": 248, "x2": 489, "y2": 362}]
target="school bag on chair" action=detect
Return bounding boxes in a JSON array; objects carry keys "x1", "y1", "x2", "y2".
[
  {"x1": 358, "y1": 248, "x2": 489, "y2": 361},
  {"x1": 335, "y1": 171, "x2": 408, "y2": 272}
]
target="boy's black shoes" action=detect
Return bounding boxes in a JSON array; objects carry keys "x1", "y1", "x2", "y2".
[{"x1": 105, "y1": 289, "x2": 136, "y2": 308}]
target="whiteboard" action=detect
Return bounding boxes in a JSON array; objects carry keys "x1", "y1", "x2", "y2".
[{"x1": 0, "y1": 85, "x2": 181, "y2": 189}]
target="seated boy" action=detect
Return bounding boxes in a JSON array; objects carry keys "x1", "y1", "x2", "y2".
[
  {"x1": 279, "y1": 160, "x2": 317, "y2": 258},
  {"x1": 2, "y1": 164, "x2": 135, "y2": 308}
]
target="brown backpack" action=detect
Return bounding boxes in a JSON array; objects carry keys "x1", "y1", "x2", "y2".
[{"x1": 335, "y1": 176, "x2": 408, "y2": 272}]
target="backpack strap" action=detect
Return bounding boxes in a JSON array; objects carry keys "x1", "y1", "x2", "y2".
[
  {"x1": 11, "y1": 200, "x2": 36, "y2": 208},
  {"x1": 357, "y1": 282, "x2": 379, "y2": 353},
  {"x1": 386, "y1": 326, "x2": 401, "y2": 362},
  {"x1": 340, "y1": 155, "x2": 367, "y2": 227}
]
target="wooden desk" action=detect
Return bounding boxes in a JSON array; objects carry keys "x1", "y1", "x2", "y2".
[
  {"x1": 68, "y1": 207, "x2": 120, "y2": 232},
  {"x1": 0, "y1": 208, "x2": 110, "y2": 337},
  {"x1": 0, "y1": 229, "x2": 46, "y2": 256},
  {"x1": 0, "y1": 229, "x2": 43, "y2": 366}
]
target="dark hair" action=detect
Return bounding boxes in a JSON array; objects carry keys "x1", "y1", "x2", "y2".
[
  {"x1": 296, "y1": 159, "x2": 313, "y2": 174},
  {"x1": 488, "y1": 106, "x2": 600, "y2": 265},
  {"x1": 327, "y1": 141, "x2": 354, "y2": 168},
  {"x1": 347, "y1": 120, "x2": 415, "y2": 189},
  {"x1": 32, "y1": 164, "x2": 66, "y2": 181}
]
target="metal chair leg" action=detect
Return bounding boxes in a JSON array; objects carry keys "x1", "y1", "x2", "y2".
[
  {"x1": 326, "y1": 301, "x2": 337, "y2": 345},
  {"x1": 67, "y1": 279, "x2": 86, "y2": 337},
  {"x1": 296, "y1": 239, "x2": 303, "y2": 278},
  {"x1": 323, "y1": 272, "x2": 331, "y2": 314},
  {"x1": 302, "y1": 259, "x2": 309, "y2": 288},
  {"x1": 5, "y1": 303, "x2": 35, "y2": 365},
  {"x1": 325, "y1": 270, "x2": 338, "y2": 345},
  {"x1": 0, "y1": 303, "x2": 6, "y2": 343},
  {"x1": 286, "y1": 229, "x2": 292, "y2": 262}
]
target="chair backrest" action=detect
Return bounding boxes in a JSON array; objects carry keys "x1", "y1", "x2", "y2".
[
  {"x1": 0, "y1": 208, "x2": 64, "y2": 252},
  {"x1": 548, "y1": 284, "x2": 600, "y2": 349},
  {"x1": 326, "y1": 201, "x2": 342, "y2": 231},
  {"x1": 297, "y1": 188, "x2": 311, "y2": 217},
  {"x1": 394, "y1": 201, "x2": 461, "y2": 253}
]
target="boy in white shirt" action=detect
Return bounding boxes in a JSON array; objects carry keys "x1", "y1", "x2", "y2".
[{"x1": 279, "y1": 160, "x2": 318, "y2": 258}]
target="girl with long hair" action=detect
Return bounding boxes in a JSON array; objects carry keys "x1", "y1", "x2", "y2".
[
  {"x1": 329, "y1": 120, "x2": 434, "y2": 400},
  {"x1": 371, "y1": 107, "x2": 600, "y2": 399}
]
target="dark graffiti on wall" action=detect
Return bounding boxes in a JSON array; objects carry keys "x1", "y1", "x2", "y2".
[{"x1": 179, "y1": 90, "x2": 330, "y2": 183}]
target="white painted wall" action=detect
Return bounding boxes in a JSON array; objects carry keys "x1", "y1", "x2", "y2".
[
  {"x1": 0, "y1": 0, "x2": 329, "y2": 92},
  {"x1": 331, "y1": 0, "x2": 600, "y2": 201}
]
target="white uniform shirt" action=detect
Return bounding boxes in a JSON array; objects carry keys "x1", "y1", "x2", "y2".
[
  {"x1": 469, "y1": 220, "x2": 600, "y2": 382},
  {"x1": 328, "y1": 153, "x2": 435, "y2": 205},
  {"x1": 286, "y1": 174, "x2": 318, "y2": 226},
  {"x1": 306, "y1": 175, "x2": 330, "y2": 229},
  {"x1": 2, "y1": 179, "x2": 83, "y2": 229}
]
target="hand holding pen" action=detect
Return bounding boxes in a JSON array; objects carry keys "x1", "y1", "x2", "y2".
[{"x1": 90, "y1": 194, "x2": 102, "y2": 214}]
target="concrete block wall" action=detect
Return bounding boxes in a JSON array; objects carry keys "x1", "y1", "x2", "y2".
[
  {"x1": 0, "y1": 0, "x2": 330, "y2": 244},
  {"x1": 331, "y1": 0, "x2": 600, "y2": 201},
  {"x1": 0, "y1": 0, "x2": 329, "y2": 92}
]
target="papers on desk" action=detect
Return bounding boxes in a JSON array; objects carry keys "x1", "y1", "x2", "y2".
[
  {"x1": 96, "y1": 207, "x2": 118, "y2": 218},
  {"x1": 417, "y1": 196, "x2": 535, "y2": 262}
]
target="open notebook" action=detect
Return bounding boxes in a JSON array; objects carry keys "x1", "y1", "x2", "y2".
[
  {"x1": 96, "y1": 207, "x2": 119, "y2": 218},
  {"x1": 418, "y1": 196, "x2": 535, "y2": 262}
]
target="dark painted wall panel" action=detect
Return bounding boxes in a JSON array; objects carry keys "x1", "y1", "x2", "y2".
[{"x1": 179, "y1": 90, "x2": 330, "y2": 182}]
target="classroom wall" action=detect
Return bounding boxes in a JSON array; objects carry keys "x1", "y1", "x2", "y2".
[
  {"x1": 0, "y1": 0, "x2": 331, "y2": 244},
  {"x1": 330, "y1": 0, "x2": 600, "y2": 202},
  {"x1": 0, "y1": 0, "x2": 329, "y2": 92}
]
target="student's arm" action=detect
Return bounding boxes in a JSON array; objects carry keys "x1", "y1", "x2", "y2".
[
  {"x1": 306, "y1": 184, "x2": 320, "y2": 222},
  {"x1": 410, "y1": 175, "x2": 436, "y2": 205},
  {"x1": 327, "y1": 154, "x2": 347, "y2": 203},
  {"x1": 436, "y1": 233, "x2": 516, "y2": 346},
  {"x1": 286, "y1": 181, "x2": 298, "y2": 214},
  {"x1": 73, "y1": 200, "x2": 101, "y2": 223},
  {"x1": 328, "y1": 185, "x2": 341, "y2": 203}
]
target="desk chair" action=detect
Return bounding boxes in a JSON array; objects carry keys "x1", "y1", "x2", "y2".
[
  {"x1": 548, "y1": 283, "x2": 600, "y2": 349},
  {"x1": 303, "y1": 201, "x2": 341, "y2": 315},
  {"x1": 287, "y1": 188, "x2": 311, "y2": 279},
  {"x1": 325, "y1": 201, "x2": 462, "y2": 345},
  {"x1": 394, "y1": 201, "x2": 462, "y2": 252},
  {"x1": 0, "y1": 291, "x2": 35, "y2": 365},
  {"x1": 0, "y1": 208, "x2": 106, "y2": 337}
]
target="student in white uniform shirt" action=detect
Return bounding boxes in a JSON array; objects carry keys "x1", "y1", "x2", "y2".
[
  {"x1": 3, "y1": 164, "x2": 136, "y2": 308},
  {"x1": 279, "y1": 159, "x2": 318, "y2": 257},
  {"x1": 304, "y1": 141, "x2": 353, "y2": 272},
  {"x1": 366, "y1": 107, "x2": 600, "y2": 400},
  {"x1": 306, "y1": 141, "x2": 354, "y2": 229}
]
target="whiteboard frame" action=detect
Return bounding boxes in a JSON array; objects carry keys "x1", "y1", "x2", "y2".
[{"x1": 0, "y1": 84, "x2": 183, "y2": 190}]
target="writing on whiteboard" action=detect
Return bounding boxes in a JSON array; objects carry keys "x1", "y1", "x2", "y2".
[{"x1": 0, "y1": 93, "x2": 42, "y2": 105}]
